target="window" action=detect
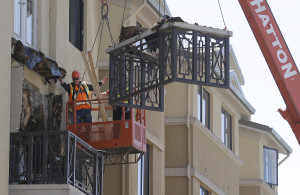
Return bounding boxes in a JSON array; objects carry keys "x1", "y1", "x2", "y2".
[
  {"x1": 14, "y1": 0, "x2": 37, "y2": 47},
  {"x1": 200, "y1": 186, "x2": 209, "y2": 195},
  {"x1": 69, "y1": 0, "x2": 84, "y2": 50},
  {"x1": 221, "y1": 107, "x2": 232, "y2": 149},
  {"x1": 263, "y1": 147, "x2": 278, "y2": 186},
  {"x1": 138, "y1": 144, "x2": 150, "y2": 195},
  {"x1": 198, "y1": 86, "x2": 210, "y2": 129}
]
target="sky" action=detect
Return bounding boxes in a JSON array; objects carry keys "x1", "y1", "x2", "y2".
[{"x1": 167, "y1": 0, "x2": 300, "y2": 194}]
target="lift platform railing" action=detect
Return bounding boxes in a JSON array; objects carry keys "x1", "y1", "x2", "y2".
[
  {"x1": 9, "y1": 130, "x2": 104, "y2": 195},
  {"x1": 66, "y1": 99, "x2": 146, "y2": 165}
]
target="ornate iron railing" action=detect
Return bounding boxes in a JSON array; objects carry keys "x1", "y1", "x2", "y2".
[
  {"x1": 9, "y1": 131, "x2": 104, "y2": 195},
  {"x1": 107, "y1": 22, "x2": 231, "y2": 111}
]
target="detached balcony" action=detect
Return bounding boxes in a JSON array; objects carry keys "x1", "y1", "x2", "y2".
[
  {"x1": 9, "y1": 131, "x2": 104, "y2": 195},
  {"x1": 107, "y1": 22, "x2": 231, "y2": 110}
]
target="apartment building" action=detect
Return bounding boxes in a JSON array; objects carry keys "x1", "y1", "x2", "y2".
[
  {"x1": 0, "y1": 0, "x2": 291, "y2": 195},
  {"x1": 164, "y1": 47, "x2": 292, "y2": 195}
]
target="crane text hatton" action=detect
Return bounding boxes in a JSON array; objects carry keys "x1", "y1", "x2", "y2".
[{"x1": 250, "y1": 0, "x2": 297, "y2": 79}]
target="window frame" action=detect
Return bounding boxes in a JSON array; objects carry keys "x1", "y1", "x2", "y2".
[
  {"x1": 263, "y1": 146, "x2": 278, "y2": 186},
  {"x1": 14, "y1": 0, "x2": 38, "y2": 48},
  {"x1": 200, "y1": 185, "x2": 209, "y2": 195},
  {"x1": 69, "y1": 0, "x2": 84, "y2": 50},
  {"x1": 138, "y1": 144, "x2": 150, "y2": 195},
  {"x1": 221, "y1": 107, "x2": 232, "y2": 150},
  {"x1": 198, "y1": 86, "x2": 210, "y2": 129}
]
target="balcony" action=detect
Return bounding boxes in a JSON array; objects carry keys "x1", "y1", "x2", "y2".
[
  {"x1": 9, "y1": 131, "x2": 104, "y2": 195},
  {"x1": 107, "y1": 22, "x2": 231, "y2": 110}
]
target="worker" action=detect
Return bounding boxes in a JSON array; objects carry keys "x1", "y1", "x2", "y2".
[
  {"x1": 58, "y1": 70, "x2": 108, "y2": 124},
  {"x1": 113, "y1": 105, "x2": 131, "y2": 121},
  {"x1": 105, "y1": 89, "x2": 131, "y2": 121}
]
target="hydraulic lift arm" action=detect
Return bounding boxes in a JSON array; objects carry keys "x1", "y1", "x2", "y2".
[{"x1": 238, "y1": 0, "x2": 300, "y2": 145}]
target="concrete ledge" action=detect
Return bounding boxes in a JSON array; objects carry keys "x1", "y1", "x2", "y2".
[
  {"x1": 165, "y1": 167, "x2": 228, "y2": 195},
  {"x1": 240, "y1": 180, "x2": 277, "y2": 195}
]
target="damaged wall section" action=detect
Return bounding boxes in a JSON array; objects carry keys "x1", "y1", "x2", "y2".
[
  {"x1": 11, "y1": 38, "x2": 65, "y2": 133},
  {"x1": 10, "y1": 65, "x2": 63, "y2": 133}
]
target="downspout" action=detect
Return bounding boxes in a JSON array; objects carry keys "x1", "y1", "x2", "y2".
[
  {"x1": 124, "y1": 0, "x2": 147, "y2": 25},
  {"x1": 278, "y1": 153, "x2": 290, "y2": 166},
  {"x1": 187, "y1": 84, "x2": 191, "y2": 195}
]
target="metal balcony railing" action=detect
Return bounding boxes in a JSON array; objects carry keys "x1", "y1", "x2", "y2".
[
  {"x1": 107, "y1": 22, "x2": 231, "y2": 111},
  {"x1": 9, "y1": 131, "x2": 104, "y2": 195}
]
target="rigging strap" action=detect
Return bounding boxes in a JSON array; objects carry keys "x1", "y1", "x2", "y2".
[{"x1": 121, "y1": 0, "x2": 128, "y2": 26}]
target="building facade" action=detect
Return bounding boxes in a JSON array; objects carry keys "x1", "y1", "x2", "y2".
[{"x1": 0, "y1": 0, "x2": 291, "y2": 195}]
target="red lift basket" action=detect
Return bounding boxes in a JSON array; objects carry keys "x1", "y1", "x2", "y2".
[{"x1": 66, "y1": 99, "x2": 146, "y2": 155}]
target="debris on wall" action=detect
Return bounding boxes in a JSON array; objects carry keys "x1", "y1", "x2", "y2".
[
  {"x1": 25, "y1": 104, "x2": 45, "y2": 132},
  {"x1": 19, "y1": 90, "x2": 63, "y2": 132},
  {"x1": 118, "y1": 16, "x2": 185, "y2": 43},
  {"x1": 152, "y1": 16, "x2": 185, "y2": 31},
  {"x1": 52, "y1": 94, "x2": 63, "y2": 130},
  {"x1": 119, "y1": 26, "x2": 147, "y2": 42},
  {"x1": 20, "y1": 87, "x2": 45, "y2": 132},
  {"x1": 47, "y1": 93, "x2": 63, "y2": 131},
  {"x1": 11, "y1": 38, "x2": 66, "y2": 132},
  {"x1": 11, "y1": 38, "x2": 66, "y2": 82},
  {"x1": 20, "y1": 89, "x2": 32, "y2": 131}
]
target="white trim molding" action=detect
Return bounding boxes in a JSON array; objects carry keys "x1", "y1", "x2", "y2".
[
  {"x1": 165, "y1": 167, "x2": 228, "y2": 195},
  {"x1": 240, "y1": 180, "x2": 278, "y2": 195}
]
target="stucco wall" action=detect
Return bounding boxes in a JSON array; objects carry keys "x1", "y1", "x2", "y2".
[
  {"x1": 192, "y1": 123, "x2": 240, "y2": 195},
  {"x1": 103, "y1": 165, "x2": 123, "y2": 195},
  {"x1": 165, "y1": 125, "x2": 188, "y2": 168},
  {"x1": 210, "y1": 87, "x2": 244, "y2": 155},
  {"x1": 239, "y1": 130, "x2": 262, "y2": 180},
  {"x1": 0, "y1": 1, "x2": 13, "y2": 194},
  {"x1": 50, "y1": 0, "x2": 87, "y2": 79},
  {"x1": 239, "y1": 126, "x2": 281, "y2": 195},
  {"x1": 10, "y1": 66, "x2": 23, "y2": 132},
  {"x1": 97, "y1": 3, "x2": 124, "y2": 62},
  {"x1": 146, "y1": 110, "x2": 165, "y2": 147},
  {"x1": 240, "y1": 186, "x2": 260, "y2": 195},
  {"x1": 152, "y1": 146, "x2": 165, "y2": 195},
  {"x1": 165, "y1": 81, "x2": 244, "y2": 195},
  {"x1": 38, "y1": 0, "x2": 50, "y2": 55},
  {"x1": 165, "y1": 177, "x2": 188, "y2": 195},
  {"x1": 165, "y1": 83, "x2": 188, "y2": 118}
]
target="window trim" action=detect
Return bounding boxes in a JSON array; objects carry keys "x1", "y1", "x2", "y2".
[
  {"x1": 198, "y1": 86, "x2": 210, "y2": 129},
  {"x1": 138, "y1": 144, "x2": 150, "y2": 195},
  {"x1": 137, "y1": 155, "x2": 144, "y2": 195},
  {"x1": 14, "y1": 0, "x2": 38, "y2": 48},
  {"x1": 221, "y1": 107, "x2": 232, "y2": 150},
  {"x1": 263, "y1": 146, "x2": 278, "y2": 186},
  {"x1": 200, "y1": 185, "x2": 209, "y2": 195}
]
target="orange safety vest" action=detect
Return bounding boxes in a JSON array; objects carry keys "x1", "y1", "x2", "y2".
[{"x1": 69, "y1": 81, "x2": 91, "y2": 110}]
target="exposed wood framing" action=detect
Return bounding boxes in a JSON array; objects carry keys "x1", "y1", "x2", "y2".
[{"x1": 81, "y1": 51, "x2": 107, "y2": 122}]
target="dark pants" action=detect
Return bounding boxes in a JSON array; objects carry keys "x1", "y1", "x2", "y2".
[
  {"x1": 113, "y1": 106, "x2": 131, "y2": 121},
  {"x1": 76, "y1": 108, "x2": 92, "y2": 124}
]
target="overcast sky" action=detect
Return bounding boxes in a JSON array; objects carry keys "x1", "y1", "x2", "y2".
[{"x1": 167, "y1": 0, "x2": 300, "y2": 194}]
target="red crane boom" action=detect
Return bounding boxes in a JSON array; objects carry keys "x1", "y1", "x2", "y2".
[{"x1": 238, "y1": 0, "x2": 300, "y2": 144}]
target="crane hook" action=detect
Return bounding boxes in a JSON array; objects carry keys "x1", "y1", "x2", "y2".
[{"x1": 101, "y1": 0, "x2": 108, "y2": 19}]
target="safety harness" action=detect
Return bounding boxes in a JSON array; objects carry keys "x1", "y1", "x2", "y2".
[
  {"x1": 69, "y1": 81, "x2": 92, "y2": 122},
  {"x1": 70, "y1": 81, "x2": 90, "y2": 101}
]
